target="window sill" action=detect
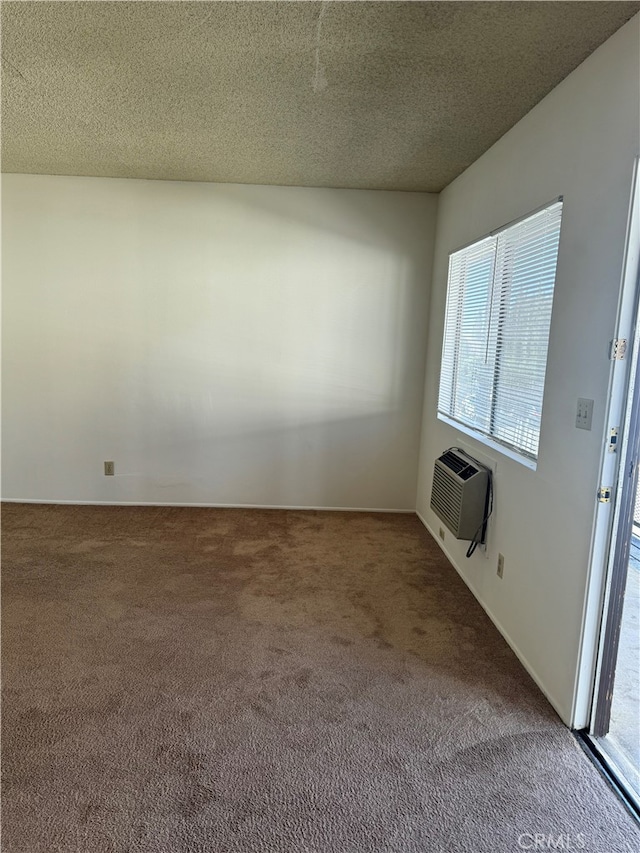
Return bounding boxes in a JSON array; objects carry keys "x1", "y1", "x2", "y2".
[{"x1": 437, "y1": 413, "x2": 538, "y2": 471}]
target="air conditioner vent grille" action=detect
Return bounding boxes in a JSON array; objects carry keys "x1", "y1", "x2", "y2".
[
  {"x1": 431, "y1": 465, "x2": 463, "y2": 532},
  {"x1": 439, "y1": 450, "x2": 468, "y2": 474}
]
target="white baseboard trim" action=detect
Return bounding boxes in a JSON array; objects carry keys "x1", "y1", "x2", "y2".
[
  {"x1": 416, "y1": 509, "x2": 568, "y2": 725},
  {"x1": 2, "y1": 498, "x2": 415, "y2": 514}
]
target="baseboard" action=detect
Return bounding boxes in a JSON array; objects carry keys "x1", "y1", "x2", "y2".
[
  {"x1": 416, "y1": 509, "x2": 568, "y2": 725},
  {"x1": 1, "y1": 498, "x2": 415, "y2": 514}
]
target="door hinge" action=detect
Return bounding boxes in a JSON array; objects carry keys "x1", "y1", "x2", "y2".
[
  {"x1": 597, "y1": 486, "x2": 613, "y2": 503},
  {"x1": 610, "y1": 338, "x2": 628, "y2": 360},
  {"x1": 607, "y1": 427, "x2": 619, "y2": 452}
]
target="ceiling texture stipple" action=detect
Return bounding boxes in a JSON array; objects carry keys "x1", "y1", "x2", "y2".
[{"x1": 2, "y1": 1, "x2": 639, "y2": 192}]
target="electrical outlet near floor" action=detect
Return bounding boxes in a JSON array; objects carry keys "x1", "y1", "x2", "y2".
[
  {"x1": 104, "y1": 461, "x2": 115, "y2": 476},
  {"x1": 497, "y1": 553, "x2": 504, "y2": 578},
  {"x1": 439, "y1": 527, "x2": 445, "y2": 541}
]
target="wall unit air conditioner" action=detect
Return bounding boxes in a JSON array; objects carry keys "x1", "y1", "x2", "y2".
[{"x1": 430, "y1": 449, "x2": 490, "y2": 541}]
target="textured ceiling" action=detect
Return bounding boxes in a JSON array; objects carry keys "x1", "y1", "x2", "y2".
[{"x1": 2, "y1": 1, "x2": 639, "y2": 192}]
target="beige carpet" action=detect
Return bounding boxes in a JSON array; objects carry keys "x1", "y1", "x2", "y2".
[{"x1": 2, "y1": 503, "x2": 638, "y2": 852}]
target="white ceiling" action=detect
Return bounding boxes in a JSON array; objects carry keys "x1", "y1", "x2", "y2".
[{"x1": 2, "y1": 1, "x2": 639, "y2": 192}]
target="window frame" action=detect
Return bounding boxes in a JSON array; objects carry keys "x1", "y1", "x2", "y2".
[{"x1": 437, "y1": 197, "x2": 563, "y2": 469}]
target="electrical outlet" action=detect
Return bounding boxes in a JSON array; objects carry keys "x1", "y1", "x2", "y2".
[
  {"x1": 104, "y1": 461, "x2": 115, "y2": 476},
  {"x1": 439, "y1": 527, "x2": 445, "y2": 541},
  {"x1": 576, "y1": 398, "x2": 594, "y2": 431},
  {"x1": 497, "y1": 553, "x2": 504, "y2": 579}
]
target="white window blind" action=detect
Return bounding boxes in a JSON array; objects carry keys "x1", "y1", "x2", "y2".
[{"x1": 438, "y1": 200, "x2": 563, "y2": 463}]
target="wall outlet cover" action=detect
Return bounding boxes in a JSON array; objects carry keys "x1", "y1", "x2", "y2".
[{"x1": 576, "y1": 398, "x2": 594, "y2": 431}]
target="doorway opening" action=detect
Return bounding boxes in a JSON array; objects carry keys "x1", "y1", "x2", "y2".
[
  {"x1": 590, "y1": 374, "x2": 640, "y2": 807},
  {"x1": 587, "y1": 160, "x2": 640, "y2": 811}
]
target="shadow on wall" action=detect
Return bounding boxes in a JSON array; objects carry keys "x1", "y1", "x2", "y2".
[
  {"x1": 133, "y1": 178, "x2": 433, "y2": 255},
  {"x1": 114, "y1": 410, "x2": 416, "y2": 509},
  {"x1": 1, "y1": 175, "x2": 436, "y2": 507}
]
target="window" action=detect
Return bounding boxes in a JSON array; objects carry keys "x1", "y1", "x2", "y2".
[{"x1": 438, "y1": 199, "x2": 563, "y2": 465}]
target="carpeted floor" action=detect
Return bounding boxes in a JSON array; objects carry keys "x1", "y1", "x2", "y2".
[{"x1": 2, "y1": 503, "x2": 638, "y2": 853}]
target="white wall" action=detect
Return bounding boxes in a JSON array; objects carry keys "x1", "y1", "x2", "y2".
[
  {"x1": 2, "y1": 175, "x2": 437, "y2": 510},
  {"x1": 416, "y1": 15, "x2": 640, "y2": 725}
]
